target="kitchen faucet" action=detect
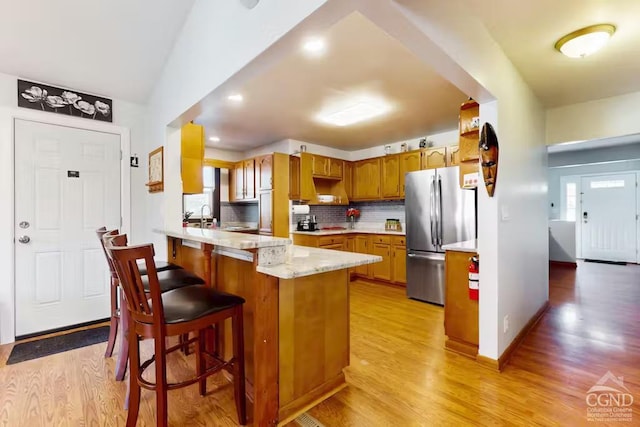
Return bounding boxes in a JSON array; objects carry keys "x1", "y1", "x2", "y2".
[{"x1": 200, "y1": 204, "x2": 212, "y2": 228}]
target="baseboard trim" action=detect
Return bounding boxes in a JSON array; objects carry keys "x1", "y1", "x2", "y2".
[
  {"x1": 549, "y1": 260, "x2": 577, "y2": 268},
  {"x1": 476, "y1": 301, "x2": 550, "y2": 372}
]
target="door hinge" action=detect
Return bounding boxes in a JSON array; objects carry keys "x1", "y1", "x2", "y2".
[
  {"x1": 120, "y1": 216, "x2": 123, "y2": 227},
  {"x1": 120, "y1": 150, "x2": 123, "y2": 160}
]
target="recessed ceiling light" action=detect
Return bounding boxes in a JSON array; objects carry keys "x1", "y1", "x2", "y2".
[
  {"x1": 554, "y1": 24, "x2": 616, "y2": 58},
  {"x1": 209, "y1": 136, "x2": 221, "y2": 142},
  {"x1": 227, "y1": 93, "x2": 243, "y2": 102},
  {"x1": 319, "y1": 102, "x2": 390, "y2": 127},
  {"x1": 302, "y1": 37, "x2": 326, "y2": 55}
]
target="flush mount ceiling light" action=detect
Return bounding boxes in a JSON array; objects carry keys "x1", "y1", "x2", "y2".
[
  {"x1": 209, "y1": 136, "x2": 220, "y2": 142},
  {"x1": 319, "y1": 102, "x2": 390, "y2": 127},
  {"x1": 302, "y1": 37, "x2": 326, "y2": 56},
  {"x1": 227, "y1": 93, "x2": 243, "y2": 102},
  {"x1": 554, "y1": 24, "x2": 616, "y2": 58},
  {"x1": 239, "y1": 0, "x2": 260, "y2": 9}
]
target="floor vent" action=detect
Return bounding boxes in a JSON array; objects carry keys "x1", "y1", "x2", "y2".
[{"x1": 295, "y1": 412, "x2": 325, "y2": 427}]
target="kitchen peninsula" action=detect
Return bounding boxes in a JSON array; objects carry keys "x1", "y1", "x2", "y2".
[{"x1": 158, "y1": 227, "x2": 381, "y2": 426}]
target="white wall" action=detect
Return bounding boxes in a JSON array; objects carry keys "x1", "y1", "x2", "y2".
[
  {"x1": 0, "y1": 71, "x2": 146, "y2": 343},
  {"x1": 349, "y1": 129, "x2": 458, "y2": 160},
  {"x1": 204, "y1": 147, "x2": 244, "y2": 162},
  {"x1": 549, "y1": 221, "x2": 576, "y2": 263},
  {"x1": 546, "y1": 90, "x2": 640, "y2": 145}
]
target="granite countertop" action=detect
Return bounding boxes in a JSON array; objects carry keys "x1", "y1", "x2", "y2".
[
  {"x1": 256, "y1": 245, "x2": 382, "y2": 279},
  {"x1": 158, "y1": 227, "x2": 290, "y2": 250},
  {"x1": 291, "y1": 228, "x2": 405, "y2": 236},
  {"x1": 441, "y1": 239, "x2": 477, "y2": 253}
]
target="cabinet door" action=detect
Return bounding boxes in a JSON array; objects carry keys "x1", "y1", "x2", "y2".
[
  {"x1": 328, "y1": 158, "x2": 343, "y2": 178},
  {"x1": 372, "y1": 243, "x2": 392, "y2": 281},
  {"x1": 311, "y1": 155, "x2": 328, "y2": 177},
  {"x1": 422, "y1": 147, "x2": 447, "y2": 169},
  {"x1": 392, "y1": 245, "x2": 407, "y2": 284},
  {"x1": 289, "y1": 155, "x2": 300, "y2": 200},
  {"x1": 400, "y1": 151, "x2": 422, "y2": 197},
  {"x1": 258, "y1": 191, "x2": 273, "y2": 235},
  {"x1": 244, "y1": 159, "x2": 255, "y2": 199},
  {"x1": 345, "y1": 237, "x2": 355, "y2": 252},
  {"x1": 447, "y1": 145, "x2": 460, "y2": 167},
  {"x1": 234, "y1": 162, "x2": 245, "y2": 200},
  {"x1": 344, "y1": 161, "x2": 353, "y2": 200},
  {"x1": 354, "y1": 236, "x2": 370, "y2": 276},
  {"x1": 257, "y1": 155, "x2": 273, "y2": 191},
  {"x1": 353, "y1": 158, "x2": 381, "y2": 200},
  {"x1": 381, "y1": 155, "x2": 400, "y2": 198}
]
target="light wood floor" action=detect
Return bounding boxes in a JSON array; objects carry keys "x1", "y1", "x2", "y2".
[{"x1": 1, "y1": 262, "x2": 639, "y2": 426}]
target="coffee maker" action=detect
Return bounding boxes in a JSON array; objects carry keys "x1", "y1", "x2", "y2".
[{"x1": 296, "y1": 215, "x2": 318, "y2": 231}]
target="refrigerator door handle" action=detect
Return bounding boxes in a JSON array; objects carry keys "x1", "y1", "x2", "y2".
[
  {"x1": 437, "y1": 176, "x2": 443, "y2": 247},
  {"x1": 408, "y1": 252, "x2": 445, "y2": 260},
  {"x1": 430, "y1": 176, "x2": 436, "y2": 246}
]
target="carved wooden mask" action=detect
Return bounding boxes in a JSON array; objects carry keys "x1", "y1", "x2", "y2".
[{"x1": 479, "y1": 122, "x2": 499, "y2": 197}]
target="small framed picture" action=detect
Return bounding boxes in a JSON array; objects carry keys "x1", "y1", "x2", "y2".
[{"x1": 471, "y1": 116, "x2": 480, "y2": 129}]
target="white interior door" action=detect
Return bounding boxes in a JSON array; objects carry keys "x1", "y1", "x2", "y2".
[
  {"x1": 581, "y1": 173, "x2": 637, "y2": 262},
  {"x1": 15, "y1": 119, "x2": 121, "y2": 336}
]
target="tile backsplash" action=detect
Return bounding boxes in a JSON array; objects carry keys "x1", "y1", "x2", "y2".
[
  {"x1": 221, "y1": 201, "x2": 258, "y2": 223},
  {"x1": 292, "y1": 200, "x2": 405, "y2": 227}
]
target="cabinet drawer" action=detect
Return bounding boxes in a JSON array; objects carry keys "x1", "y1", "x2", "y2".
[
  {"x1": 392, "y1": 236, "x2": 406, "y2": 246},
  {"x1": 318, "y1": 235, "x2": 345, "y2": 246},
  {"x1": 372, "y1": 235, "x2": 391, "y2": 244},
  {"x1": 319, "y1": 243, "x2": 344, "y2": 250}
]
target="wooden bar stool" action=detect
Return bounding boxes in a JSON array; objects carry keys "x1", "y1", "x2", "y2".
[
  {"x1": 105, "y1": 234, "x2": 246, "y2": 427},
  {"x1": 97, "y1": 228, "x2": 204, "y2": 381}
]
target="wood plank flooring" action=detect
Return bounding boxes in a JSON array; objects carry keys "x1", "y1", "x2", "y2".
[{"x1": 1, "y1": 262, "x2": 639, "y2": 426}]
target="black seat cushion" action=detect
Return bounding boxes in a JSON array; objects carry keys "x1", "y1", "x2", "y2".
[
  {"x1": 137, "y1": 260, "x2": 182, "y2": 276},
  {"x1": 155, "y1": 285, "x2": 245, "y2": 324},
  {"x1": 141, "y1": 269, "x2": 205, "y2": 293}
]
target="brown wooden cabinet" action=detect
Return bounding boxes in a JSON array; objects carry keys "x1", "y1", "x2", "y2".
[
  {"x1": 257, "y1": 155, "x2": 273, "y2": 191},
  {"x1": 289, "y1": 155, "x2": 300, "y2": 200},
  {"x1": 354, "y1": 235, "x2": 371, "y2": 277},
  {"x1": 353, "y1": 158, "x2": 381, "y2": 200},
  {"x1": 372, "y1": 242, "x2": 392, "y2": 281},
  {"x1": 447, "y1": 145, "x2": 460, "y2": 166},
  {"x1": 230, "y1": 159, "x2": 256, "y2": 201},
  {"x1": 343, "y1": 161, "x2": 353, "y2": 200},
  {"x1": 345, "y1": 236, "x2": 355, "y2": 252},
  {"x1": 381, "y1": 155, "x2": 401, "y2": 198},
  {"x1": 400, "y1": 151, "x2": 422, "y2": 197},
  {"x1": 444, "y1": 250, "x2": 479, "y2": 358},
  {"x1": 422, "y1": 147, "x2": 447, "y2": 169},
  {"x1": 310, "y1": 154, "x2": 343, "y2": 179},
  {"x1": 258, "y1": 191, "x2": 273, "y2": 235},
  {"x1": 392, "y1": 243, "x2": 406, "y2": 284},
  {"x1": 181, "y1": 123, "x2": 204, "y2": 194}
]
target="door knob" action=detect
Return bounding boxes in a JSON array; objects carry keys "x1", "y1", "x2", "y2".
[{"x1": 18, "y1": 235, "x2": 30, "y2": 244}]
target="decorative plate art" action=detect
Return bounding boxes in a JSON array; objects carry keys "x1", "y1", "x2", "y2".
[{"x1": 147, "y1": 147, "x2": 164, "y2": 193}]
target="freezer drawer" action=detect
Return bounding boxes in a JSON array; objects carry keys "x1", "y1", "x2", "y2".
[{"x1": 406, "y1": 251, "x2": 445, "y2": 305}]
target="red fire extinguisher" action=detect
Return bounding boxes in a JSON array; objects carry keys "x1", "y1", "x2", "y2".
[{"x1": 468, "y1": 256, "x2": 479, "y2": 301}]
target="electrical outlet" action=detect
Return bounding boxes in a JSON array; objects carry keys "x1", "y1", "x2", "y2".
[{"x1": 503, "y1": 315, "x2": 509, "y2": 333}]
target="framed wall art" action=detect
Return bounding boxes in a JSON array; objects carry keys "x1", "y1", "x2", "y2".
[{"x1": 146, "y1": 147, "x2": 164, "y2": 193}]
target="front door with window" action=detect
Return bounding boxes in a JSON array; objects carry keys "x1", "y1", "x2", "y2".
[
  {"x1": 14, "y1": 119, "x2": 121, "y2": 336},
  {"x1": 581, "y1": 173, "x2": 637, "y2": 263}
]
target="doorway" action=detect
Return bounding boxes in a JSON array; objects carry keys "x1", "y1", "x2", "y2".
[{"x1": 14, "y1": 119, "x2": 121, "y2": 336}]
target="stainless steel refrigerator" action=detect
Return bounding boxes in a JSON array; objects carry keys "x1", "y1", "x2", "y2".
[{"x1": 405, "y1": 167, "x2": 476, "y2": 305}]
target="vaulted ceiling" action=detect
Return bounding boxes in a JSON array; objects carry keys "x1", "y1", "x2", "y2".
[{"x1": 0, "y1": 0, "x2": 195, "y2": 103}]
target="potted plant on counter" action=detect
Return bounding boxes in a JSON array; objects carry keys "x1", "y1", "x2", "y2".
[{"x1": 346, "y1": 208, "x2": 360, "y2": 229}]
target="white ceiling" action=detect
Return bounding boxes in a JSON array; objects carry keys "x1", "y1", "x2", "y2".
[
  {"x1": 195, "y1": 12, "x2": 469, "y2": 151},
  {"x1": 0, "y1": 0, "x2": 195, "y2": 103},
  {"x1": 461, "y1": 0, "x2": 640, "y2": 107}
]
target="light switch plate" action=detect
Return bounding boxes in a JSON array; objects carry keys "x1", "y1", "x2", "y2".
[{"x1": 501, "y1": 205, "x2": 510, "y2": 221}]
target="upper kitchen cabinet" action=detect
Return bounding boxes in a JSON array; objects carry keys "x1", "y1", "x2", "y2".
[
  {"x1": 343, "y1": 161, "x2": 353, "y2": 200},
  {"x1": 289, "y1": 155, "x2": 300, "y2": 200},
  {"x1": 310, "y1": 153, "x2": 343, "y2": 179},
  {"x1": 447, "y1": 145, "x2": 460, "y2": 166},
  {"x1": 181, "y1": 123, "x2": 205, "y2": 194},
  {"x1": 352, "y1": 158, "x2": 381, "y2": 200},
  {"x1": 229, "y1": 158, "x2": 256, "y2": 201},
  {"x1": 400, "y1": 151, "x2": 421, "y2": 197},
  {"x1": 422, "y1": 147, "x2": 447, "y2": 169},
  {"x1": 458, "y1": 99, "x2": 480, "y2": 188},
  {"x1": 257, "y1": 154, "x2": 273, "y2": 191},
  {"x1": 381, "y1": 155, "x2": 400, "y2": 198}
]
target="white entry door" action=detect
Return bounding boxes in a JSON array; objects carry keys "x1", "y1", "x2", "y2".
[
  {"x1": 581, "y1": 173, "x2": 637, "y2": 263},
  {"x1": 15, "y1": 119, "x2": 121, "y2": 336}
]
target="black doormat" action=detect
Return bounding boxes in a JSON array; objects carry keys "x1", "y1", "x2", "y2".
[
  {"x1": 584, "y1": 259, "x2": 627, "y2": 266},
  {"x1": 7, "y1": 326, "x2": 110, "y2": 365}
]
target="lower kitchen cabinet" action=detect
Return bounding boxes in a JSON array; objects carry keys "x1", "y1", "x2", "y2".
[
  {"x1": 372, "y1": 243, "x2": 392, "y2": 281},
  {"x1": 392, "y1": 243, "x2": 407, "y2": 284}
]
